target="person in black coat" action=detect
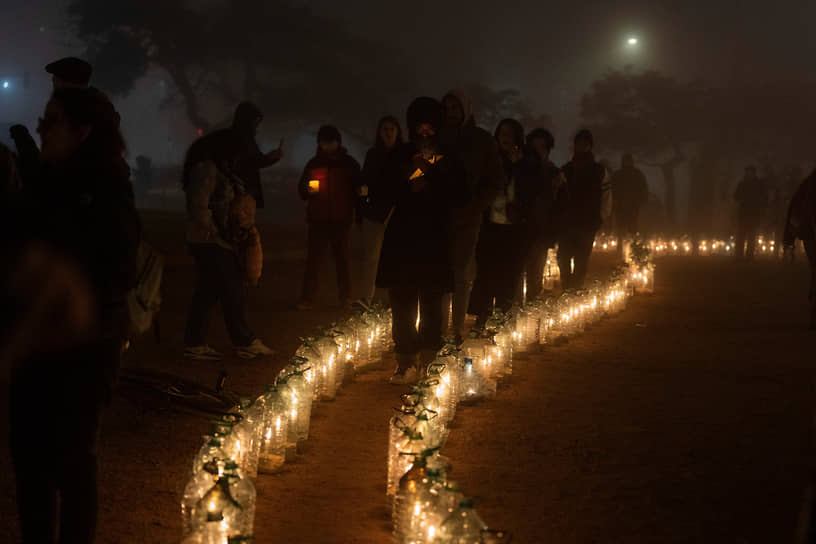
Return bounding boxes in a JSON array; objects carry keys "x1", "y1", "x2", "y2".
[
  {"x1": 231, "y1": 101, "x2": 283, "y2": 208},
  {"x1": 516, "y1": 128, "x2": 565, "y2": 300},
  {"x1": 2, "y1": 86, "x2": 140, "y2": 543},
  {"x1": 375, "y1": 97, "x2": 468, "y2": 383},
  {"x1": 558, "y1": 129, "x2": 612, "y2": 290},
  {"x1": 358, "y1": 115, "x2": 403, "y2": 302}
]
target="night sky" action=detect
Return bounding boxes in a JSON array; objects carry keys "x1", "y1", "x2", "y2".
[{"x1": 1, "y1": 0, "x2": 814, "y2": 164}]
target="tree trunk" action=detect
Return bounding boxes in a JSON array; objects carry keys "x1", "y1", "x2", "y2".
[{"x1": 159, "y1": 56, "x2": 211, "y2": 131}]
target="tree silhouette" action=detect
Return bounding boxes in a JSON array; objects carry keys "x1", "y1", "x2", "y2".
[{"x1": 468, "y1": 85, "x2": 551, "y2": 134}]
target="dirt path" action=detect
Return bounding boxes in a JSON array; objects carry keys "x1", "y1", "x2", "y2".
[{"x1": 1, "y1": 213, "x2": 814, "y2": 543}]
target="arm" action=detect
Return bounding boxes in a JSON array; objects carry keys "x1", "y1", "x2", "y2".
[{"x1": 187, "y1": 162, "x2": 222, "y2": 243}]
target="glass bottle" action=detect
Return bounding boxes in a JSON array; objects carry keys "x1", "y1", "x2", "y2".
[
  {"x1": 222, "y1": 461, "x2": 256, "y2": 536},
  {"x1": 438, "y1": 499, "x2": 487, "y2": 544},
  {"x1": 191, "y1": 476, "x2": 242, "y2": 538},
  {"x1": 193, "y1": 435, "x2": 228, "y2": 476},
  {"x1": 182, "y1": 459, "x2": 221, "y2": 536},
  {"x1": 258, "y1": 385, "x2": 288, "y2": 474}
]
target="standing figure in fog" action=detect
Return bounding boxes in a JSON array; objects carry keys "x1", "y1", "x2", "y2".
[
  {"x1": 358, "y1": 116, "x2": 404, "y2": 304},
  {"x1": 438, "y1": 89, "x2": 505, "y2": 343},
  {"x1": 297, "y1": 125, "x2": 361, "y2": 310},
  {"x1": 783, "y1": 169, "x2": 816, "y2": 329},
  {"x1": 376, "y1": 97, "x2": 468, "y2": 384},
  {"x1": 611, "y1": 153, "x2": 649, "y2": 243},
  {"x1": 734, "y1": 165, "x2": 769, "y2": 260},
  {"x1": 557, "y1": 130, "x2": 612, "y2": 289},
  {"x1": 469, "y1": 119, "x2": 527, "y2": 327}
]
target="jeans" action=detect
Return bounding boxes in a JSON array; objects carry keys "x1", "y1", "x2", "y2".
[
  {"x1": 558, "y1": 228, "x2": 597, "y2": 290},
  {"x1": 10, "y1": 339, "x2": 121, "y2": 544},
  {"x1": 441, "y1": 223, "x2": 481, "y2": 336},
  {"x1": 185, "y1": 243, "x2": 255, "y2": 347},
  {"x1": 301, "y1": 222, "x2": 352, "y2": 304},
  {"x1": 390, "y1": 286, "x2": 445, "y2": 357}
]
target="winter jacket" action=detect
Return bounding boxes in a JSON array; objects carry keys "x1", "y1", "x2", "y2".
[
  {"x1": 361, "y1": 145, "x2": 403, "y2": 223},
  {"x1": 734, "y1": 176, "x2": 769, "y2": 222},
  {"x1": 232, "y1": 102, "x2": 279, "y2": 209},
  {"x1": 611, "y1": 166, "x2": 648, "y2": 218},
  {"x1": 440, "y1": 89, "x2": 505, "y2": 227},
  {"x1": 376, "y1": 143, "x2": 469, "y2": 290},
  {"x1": 784, "y1": 171, "x2": 816, "y2": 245},
  {"x1": 298, "y1": 148, "x2": 361, "y2": 225},
  {"x1": 515, "y1": 157, "x2": 566, "y2": 241},
  {"x1": 185, "y1": 160, "x2": 237, "y2": 250},
  {"x1": 560, "y1": 153, "x2": 612, "y2": 233}
]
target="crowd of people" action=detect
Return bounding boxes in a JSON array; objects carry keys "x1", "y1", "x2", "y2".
[{"x1": 1, "y1": 55, "x2": 816, "y2": 543}]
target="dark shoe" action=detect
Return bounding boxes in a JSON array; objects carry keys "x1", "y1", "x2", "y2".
[{"x1": 389, "y1": 365, "x2": 418, "y2": 385}]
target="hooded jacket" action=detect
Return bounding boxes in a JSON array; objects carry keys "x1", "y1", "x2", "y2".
[
  {"x1": 298, "y1": 147, "x2": 361, "y2": 224},
  {"x1": 440, "y1": 89, "x2": 505, "y2": 227},
  {"x1": 232, "y1": 101, "x2": 280, "y2": 209},
  {"x1": 376, "y1": 97, "x2": 469, "y2": 290}
]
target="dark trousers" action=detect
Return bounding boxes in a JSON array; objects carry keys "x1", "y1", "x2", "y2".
[
  {"x1": 10, "y1": 340, "x2": 121, "y2": 544},
  {"x1": 735, "y1": 220, "x2": 760, "y2": 259},
  {"x1": 185, "y1": 243, "x2": 254, "y2": 347},
  {"x1": 301, "y1": 222, "x2": 352, "y2": 304},
  {"x1": 470, "y1": 222, "x2": 526, "y2": 322},
  {"x1": 389, "y1": 285, "x2": 445, "y2": 357},
  {"x1": 525, "y1": 239, "x2": 553, "y2": 301},
  {"x1": 558, "y1": 228, "x2": 597, "y2": 290}
]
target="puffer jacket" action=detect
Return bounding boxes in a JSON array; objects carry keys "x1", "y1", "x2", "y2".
[{"x1": 298, "y1": 148, "x2": 361, "y2": 224}]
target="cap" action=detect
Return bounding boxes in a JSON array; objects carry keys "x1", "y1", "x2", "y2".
[{"x1": 45, "y1": 57, "x2": 92, "y2": 86}]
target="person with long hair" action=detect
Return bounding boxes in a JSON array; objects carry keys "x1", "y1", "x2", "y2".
[
  {"x1": 469, "y1": 118, "x2": 528, "y2": 327},
  {"x1": 358, "y1": 115, "x2": 403, "y2": 302},
  {"x1": 4, "y1": 86, "x2": 140, "y2": 543}
]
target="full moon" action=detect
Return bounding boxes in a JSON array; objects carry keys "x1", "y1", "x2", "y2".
[{"x1": 628, "y1": 37, "x2": 639, "y2": 45}]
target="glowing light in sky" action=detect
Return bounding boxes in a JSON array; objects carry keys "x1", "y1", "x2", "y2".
[
  {"x1": 628, "y1": 37, "x2": 639, "y2": 46},
  {"x1": 2, "y1": 81, "x2": 8, "y2": 89}
]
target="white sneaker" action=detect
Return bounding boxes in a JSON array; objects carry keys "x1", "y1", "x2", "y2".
[
  {"x1": 389, "y1": 366, "x2": 418, "y2": 385},
  {"x1": 235, "y1": 339, "x2": 276, "y2": 359},
  {"x1": 184, "y1": 345, "x2": 223, "y2": 361}
]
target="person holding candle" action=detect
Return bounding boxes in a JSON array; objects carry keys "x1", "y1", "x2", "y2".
[
  {"x1": 358, "y1": 116, "x2": 404, "y2": 303},
  {"x1": 469, "y1": 118, "x2": 528, "y2": 327},
  {"x1": 297, "y1": 125, "x2": 362, "y2": 310},
  {"x1": 557, "y1": 129, "x2": 612, "y2": 290},
  {"x1": 376, "y1": 97, "x2": 468, "y2": 384}
]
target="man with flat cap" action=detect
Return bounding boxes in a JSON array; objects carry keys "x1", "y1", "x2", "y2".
[{"x1": 10, "y1": 57, "x2": 94, "y2": 186}]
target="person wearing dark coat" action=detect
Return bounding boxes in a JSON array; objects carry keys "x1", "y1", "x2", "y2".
[
  {"x1": 231, "y1": 101, "x2": 283, "y2": 209},
  {"x1": 2, "y1": 87, "x2": 140, "y2": 544},
  {"x1": 376, "y1": 97, "x2": 469, "y2": 383},
  {"x1": 558, "y1": 129, "x2": 612, "y2": 290},
  {"x1": 516, "y1": 128, "x2": 566, "y2": 300},
  {"x1": 783, "y1": 169, "x2": 816, "y2": 329},
  {"x1": 297, "y1": 125, "x2": 361, "y2": 309},
  {"x1": 611, "y1": 153, "x2": 649, "y2": 240},
  {"x1": 734, "y1": 165, "x2": 769, "y2": 260},
  {"x1": 469, "y1": 119, "x2": 528, "y2": 326},
  {"x1": 358, "y1": 115, "x2": 403, "y2": 302}
]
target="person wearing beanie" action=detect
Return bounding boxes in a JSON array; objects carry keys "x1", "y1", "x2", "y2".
[
  {"x1": 296, "y1": 124, "x2": 361, "y2": 310},
  {"x1": 375, "y1": 97, "x2": 469, "y2": 384}
]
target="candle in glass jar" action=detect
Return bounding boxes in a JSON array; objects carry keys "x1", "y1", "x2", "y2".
[{"x1": 308, "y1": 179, "x2": 320, "y2": 192}]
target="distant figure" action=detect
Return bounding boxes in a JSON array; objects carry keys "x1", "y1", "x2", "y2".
[
  {"x1": 296, "y1": 125, "x2": 361, "y2": 310},
  {"x1": 783, "y1": 169, "x2": 816, "y2": 329},
  {"x1": 181, "y1": 129, "x2": 275, "y2": 360},
  {"x1": 439, "y1": 89, "x2": 504, "y2": 343},
  {"x1": 611, "y1": 153, "x2": 649, "y2": 241},
  {"x1": 5, "y1": 87, "x2": 139, "y2": 544},
  {"x1": 469, "y1": 118, "x2": 527, "y2": 327},
  {"x1": 132, "y1": 155, "x2": 154, "y2": 203},
  {"x1": 359, "y1": 115, "x2": 404, "y2": 303},
  {"x1": 9, "y1": 57, "x2": 93, "y2": 187},
  {"x1": 230, "y1": 101, "x2": 283, "y2": 209},
  {"x1": 376, "y1": 97, "x2": 468, "y2": 383},
  {"x1": 516, "y1": 128, "x2": 565, "y2": 300},
  {"x1": 558, "y1": 130, "x2": 612, "y2": 289},
  {"x1": 734, "y1": 165, "x2": 769, "y2": 260}
]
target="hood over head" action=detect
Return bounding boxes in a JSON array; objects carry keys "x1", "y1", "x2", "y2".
[
  {"x1": 442, "y1": 88, "x2": 474, "y2": 126},
  {"x1": 232, "y1": 101, "x2": 263, "y2": 135}
]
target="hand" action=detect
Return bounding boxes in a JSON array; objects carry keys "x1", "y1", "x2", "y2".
[
  {"x1": 509, "y1": 146, "x2": 524, "y2": 164},
  {"x1": 9, "y1": 124, "x2": 29, "y2": 141},
  {"x1": 412, "y1": 153, "x2": 430, "y2": 174},
  {"x1": 359, "y1": 184, "x2": 369, "y2": 197}
]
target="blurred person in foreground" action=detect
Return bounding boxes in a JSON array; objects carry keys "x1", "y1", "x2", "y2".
[
  {"x1": 375, "y1": 97, "x2": 468, "y2": 383},
  {"x1": 783, "y1": 169, "x2": 816, "y2": 330},
  {"x1": 1, "y1": 86, "x2": 140, "y2": 544},
  {"x1": 557, "y1": 129, "x2": 612, "y2": 289}
]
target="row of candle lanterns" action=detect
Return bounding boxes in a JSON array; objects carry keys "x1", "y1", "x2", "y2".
[
  {"x1": 180, "y1": 302, "x2": 393, "y2": 543},
  {"x1": 387, "y1": 255, "x2": 650, "y2": 544},
  {"x1": 596, "y1": 232, "x2": 796, "y2": 259}
]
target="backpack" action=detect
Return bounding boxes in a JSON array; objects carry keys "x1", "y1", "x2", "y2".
[{"x1": 127, "y1": 240, "x2": 164, "y2": 338}]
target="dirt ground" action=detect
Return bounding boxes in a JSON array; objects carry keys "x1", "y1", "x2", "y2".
[{"x1": 1, "y1": 212, "x2": 815, "y2": 543}]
